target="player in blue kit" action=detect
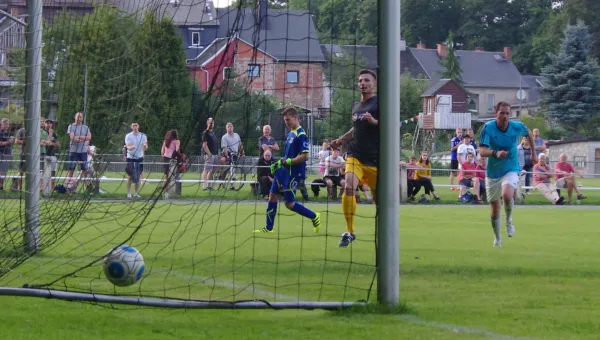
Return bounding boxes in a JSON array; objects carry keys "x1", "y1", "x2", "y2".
[
  {"x1": 479, "y1": 102, "x2": 537, "y2": 247},
  {"x1": 254, "y1": 107, "x2": 321, "y2": 233}
]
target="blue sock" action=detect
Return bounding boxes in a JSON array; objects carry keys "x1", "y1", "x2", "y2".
[
  {"x1": 290, "y1": 202, "x2": 316, "y2": 219},
  {"x1": 265, "y1": 201, "x2": 278, "y2": 230}
]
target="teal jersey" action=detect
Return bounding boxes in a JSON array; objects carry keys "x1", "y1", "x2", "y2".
[
  {"x1": 479, "y1": 120, "x2": 529, "y2": 179},
  {"x1": 283, "y1": 126, "x2": 310, "y2": 179}
]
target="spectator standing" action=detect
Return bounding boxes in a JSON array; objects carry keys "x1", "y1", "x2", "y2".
[
  {"x1": 201, "y1": 117, "x2": 218, "y2": 191},
  {"x1": 66, "y1": 112, "x2": 92, "y2": 190},
  {"x1": 532, "y1": 128, "x2": 546, "y2": 156},
  {"x1": 125, "y1": 122, "x2": 148, "y2": 198},
  {"x1": 449, "y1": 128, "x2": 463, "y2": 190},
  {"x1": 258, "y1": 125, "x2": 279, "y2": 158},
  {"x1": 517, "y1": 137, "x2": 534, "y2": 194},
  {"x1": 0, "y1": 118, "x2": 14, "y2": 191},
  {"x1": 457, "y1": 134, "x2": 476, "y2": 167},
  {"x1": 161, "y1": 129, "x2": 180, "y2": 198},
  {"x1": 44, "y1": 119, "x2": 60, "y2": 191},
  {"x1": 220, "y1": 122, "x2": 244, "y2": 165},
  {"x1": 317, "y1": 141, "x2": 330, "y2": 176}
]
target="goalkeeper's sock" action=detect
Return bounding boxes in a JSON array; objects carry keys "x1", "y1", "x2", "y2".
[
  {"x1": 290, "y1": 202, "x2": 316, "y2": 219},
  {"x1": 265, "y1": 201, "x2": 278, "y2": 231},
  {"x1": 342, "y1": 194, "x2": 356, "y2": 234}
]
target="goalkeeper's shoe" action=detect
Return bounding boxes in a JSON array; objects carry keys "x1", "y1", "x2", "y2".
[
  {"x1": 311, "y1": 213, "x2": 321, "y2": 233},
  {"x1": 338, "y1": 232, "x2": 356, "y2": 247},
  {"x1": 254, "y1": 227, "x2": 274, "y2": 233}
]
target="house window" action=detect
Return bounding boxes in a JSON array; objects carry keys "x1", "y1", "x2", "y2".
[
  {"x1": 286, "y1": 71, "x2": 299, "y2": 84},
  {"x1": 487, "y1": 94, "x2": 495, "y2": 112},
  {"x1": 223, "y1": 67, "x2": 232, "y2": 80},
  {"x1": 191, "y1": 32, "x2": 200, "y2": 46},
  {"x1": 248, "y1": 64, "x2": 260, "y2": 77},
  {"x1": 426, "y1": 98, "x2": 432, "y2": 115},
  {"x1": 0, "y1": 53, "x2": 5, "y2": 66}
]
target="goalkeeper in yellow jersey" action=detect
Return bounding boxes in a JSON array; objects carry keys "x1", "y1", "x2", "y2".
[
  {"x1": 254, "y1": 107, "x2": 321, "y2": 233},
  {"x1": 331, "y1": 69, "x2": 379, "y2": 247}
]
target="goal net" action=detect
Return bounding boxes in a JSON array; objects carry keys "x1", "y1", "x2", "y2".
[{"x1": 0, "y1": 0, "x2": 382, "y2": 309}]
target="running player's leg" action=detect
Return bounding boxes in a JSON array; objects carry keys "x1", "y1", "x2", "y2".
[
  {"x1": 486, "y1": 177, "x2": 503, "y2": 247},
  {"x1": 339, "y1": 157, "x2": 363, "y2": 247},
  {"x1": 282, "y1": 177, "x2": 320, "y2": 233},
  {"x1": 501, "y1": 172, "x2": 519, "y2": 237},
  {"x1": 255, "y1": 172, "x2": 282, "y2": 233}
]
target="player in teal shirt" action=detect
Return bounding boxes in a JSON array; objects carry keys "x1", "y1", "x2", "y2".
[
  {"x1": 254, "y1": 107, "x2": 321, "y2": 233},
  {"x1": 479, "y1": 102, "x2": 536, "y2": 247}
]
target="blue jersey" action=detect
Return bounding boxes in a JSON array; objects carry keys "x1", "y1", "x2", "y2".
[
  {"x1": 479, "y1": 120, "x2": 529, "y2": 179},
  {"x1": 450, "y1": 136, "x2": 462, "y2": 160},
  {"x1": 282, "y1": 126, "x2": 310, "y2": 179}
]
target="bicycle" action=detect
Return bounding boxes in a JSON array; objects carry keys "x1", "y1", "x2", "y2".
[{"x1": 217, "y1": 149, "x2": 248, "y2": 191}]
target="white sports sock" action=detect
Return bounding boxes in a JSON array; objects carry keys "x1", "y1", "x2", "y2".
[
  {"x1": 491, "y1": 216, "x2": 501, "y2": 240},
  {"x1": 504, "y1": 199, "x2": 514, "y2": 223}
]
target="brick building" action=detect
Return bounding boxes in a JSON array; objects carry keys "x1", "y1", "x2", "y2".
[{"x1": 187, "y1": 1, "x2": 326, "y2": 110}]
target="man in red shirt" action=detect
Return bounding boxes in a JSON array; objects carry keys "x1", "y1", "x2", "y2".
[{"x1": 554, "y1": 153, "x2": 586, "y2": 204}]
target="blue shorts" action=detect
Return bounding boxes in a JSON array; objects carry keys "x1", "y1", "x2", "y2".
[
  {"x1": 68, "y1": 152, "x2": 88, "y2": 171},
  {"x1": 270, "y1": 169, "x2": 301, "y2": 202}
]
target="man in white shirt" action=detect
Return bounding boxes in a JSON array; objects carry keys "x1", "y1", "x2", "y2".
[
  {"x1": 324, "y1": 148, "x2": 346, "y2": 200},
  {"x1": 457, "y1": 134, "x2": 476, "y2": 168},
  {"x1": 125, "y1": 122, "x2": 148, "y2": 198},
  {"x1": 220, "y1": 122, "x2": 245, "y2": 165}
]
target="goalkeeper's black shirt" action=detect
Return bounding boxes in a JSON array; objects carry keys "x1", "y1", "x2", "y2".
[{"x1": 347, "y1": 96, "x2": 379, "y2": 166}]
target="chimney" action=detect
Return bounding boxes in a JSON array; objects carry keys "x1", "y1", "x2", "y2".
[
  {"x1": 474, "y1": 47, "x2": 484, "y2": 52},
  {"x1": 257, "y1": 0, "x2": 267, "y2": 30},
  {"x1": 416, "y1": 42, "x2": 425, "y2": 49},
  {"x1": 503, "y1": 46, "x2": 512, "y2": 60},
  {"x1": 437, "y1": 43, "x2": 448, "y2": 58}
]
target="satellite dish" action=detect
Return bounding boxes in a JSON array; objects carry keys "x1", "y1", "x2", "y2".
[{"x1": 516, "y1": 89, "x2": 527, "y2": 101}]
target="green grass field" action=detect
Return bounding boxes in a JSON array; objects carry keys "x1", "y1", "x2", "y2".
[{"x1": 1, "y1": 202, "x2": 600, "y2": 339}]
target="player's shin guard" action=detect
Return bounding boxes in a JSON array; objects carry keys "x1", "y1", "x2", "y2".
[
  {"x1": 266, "y1": 201, "x2": 278, "y2": 230},
  {"x1": 342, "y1": 194, "x2": 356, "y2": 234},
  {"x1": 290, "y1": 202, "x2": 316, "y2": 219}
]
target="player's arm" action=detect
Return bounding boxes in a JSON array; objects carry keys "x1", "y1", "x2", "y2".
[
  {"x1": 289, "y1": 152, "x2": 309, "y2": 165},
  {"x1": 332, "y1": 128, "x2": 354, "y2": 147}
]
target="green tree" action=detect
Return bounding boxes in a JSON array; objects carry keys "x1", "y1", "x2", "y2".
[
  {"x1": 438, "y1": 31, "x2": 464, "y2": 85},
  {"x1": 541, "y1": 22, "x2": 600, "y2": 135},
  {"x1": 401, "y1": 0, "x2": 463, "y2": 48},
  {"x1": 13, "y1": 7, "x2": 197, "y2": 153}
]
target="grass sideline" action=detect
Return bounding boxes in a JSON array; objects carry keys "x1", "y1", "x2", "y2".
[
  {"x1": 2, "y1": 171, "x2": 600, "y2": 206},
  {"x1": 1, "y1": 204, "x2": 600, "y2": 339}
]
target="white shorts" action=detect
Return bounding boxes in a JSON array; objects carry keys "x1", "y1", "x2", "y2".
[
  {"x1": 485, "y1": 172, "x2": 519, "y2": 202},
  {"x1": 555, "y1": 177, "x2": 569, "y2": 188}
]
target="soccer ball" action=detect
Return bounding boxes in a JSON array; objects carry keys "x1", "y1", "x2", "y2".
[{"x1": 103, "y1": 245, "x2": 145, "y2": 287}]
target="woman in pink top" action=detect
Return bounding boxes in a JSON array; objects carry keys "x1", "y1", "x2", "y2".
[
  {"x1": 533, "y1": 153, "x2": 565, "y2": 205},
  {"x1": 459, "y1": 153, "x2": 483, "y2": 203},
  {"x1": 161, "y1": 130, "x2": 180, "y2": 172}
]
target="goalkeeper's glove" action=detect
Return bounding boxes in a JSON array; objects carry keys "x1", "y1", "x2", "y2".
[{"x1": 270, "y1": 158, "x2": 292, "y2": 174}]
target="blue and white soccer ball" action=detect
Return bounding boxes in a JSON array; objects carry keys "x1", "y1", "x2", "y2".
[{"x1": 103, "y1": 245, "x2": 145, "y2": 287}]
